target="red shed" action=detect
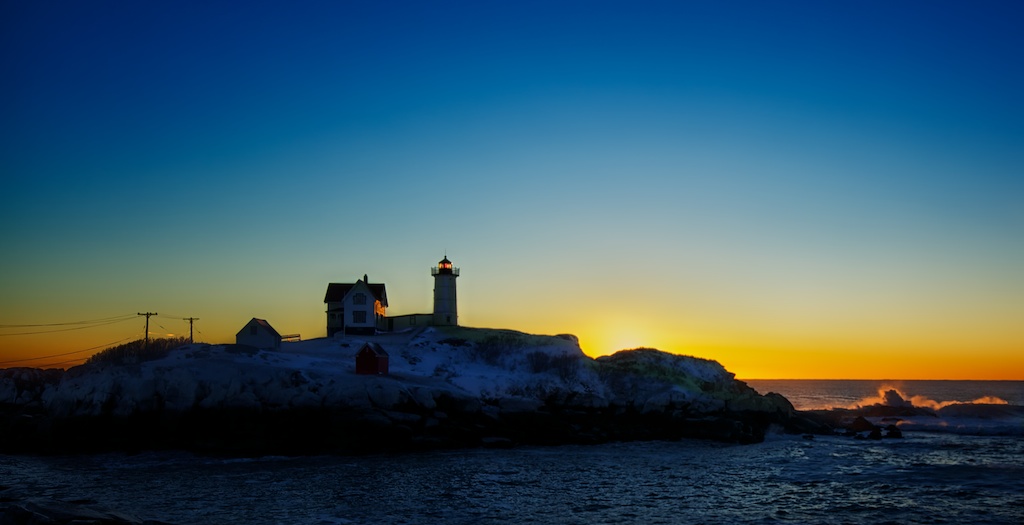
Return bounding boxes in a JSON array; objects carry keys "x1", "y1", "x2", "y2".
[{"x1": 355, "y1": 342, "x2": 389, "y2": 375}]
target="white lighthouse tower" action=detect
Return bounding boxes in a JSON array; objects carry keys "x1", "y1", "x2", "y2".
[{"x1": 431, "y1": 255, "x2": 459, "y2": 326}]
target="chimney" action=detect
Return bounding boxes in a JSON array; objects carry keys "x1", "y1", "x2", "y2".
[{"x1": 363, "y1": 274, "x2": 368, "y2": 283}]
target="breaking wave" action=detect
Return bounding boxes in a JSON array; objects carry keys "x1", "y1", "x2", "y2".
[
  {"x1": 851, "y1": 387, "x2": 1024, "y2": 436},
  {"x1": 745, "y1": 380, "x2": 1024, "y2": 436},
  {"x1": 849, "y1": 386, "x2": 1010, "y2": 411}
]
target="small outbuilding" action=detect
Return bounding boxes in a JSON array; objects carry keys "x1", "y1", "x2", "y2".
[
  {"x1": 355, "y1": 342, "x2": 389, "y2": 375},
  {"x1": 236, "y1": 318, "x2": 282, "y2": 350}
]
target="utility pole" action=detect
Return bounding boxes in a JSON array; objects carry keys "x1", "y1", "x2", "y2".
[
  {"x1": 183, "y1": 317, "x2": 199, "y2": 343},
  {"x1": 138, "y1": 312, "x2": 158, "y2": 351}
]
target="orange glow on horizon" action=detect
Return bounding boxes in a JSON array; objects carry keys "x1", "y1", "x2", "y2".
[
  {"x1": 571, "y1": 324, "x2": 1024, "y2": 381},
  {"x1": 3, "y1": 309, "x2": 1023, "y2": 380}
]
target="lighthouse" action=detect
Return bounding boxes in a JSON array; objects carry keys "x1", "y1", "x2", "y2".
[{"x1": 431, "y1": 255, "x2": 459, "y2": 326}]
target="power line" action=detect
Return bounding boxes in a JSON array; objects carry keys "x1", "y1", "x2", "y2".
[
  {"x1": 26, "y1": 337, "x2": 139, "y2": 366},
  {"x1": 35, "y1": 356, "x2": 91, "y2": 368},
  {"x1": 0, "y1": 314, "x2": 137, "y2": 329},
  {"x1": 0, "y1": 335, "x2": 137, "y2": 366},
  {"x1": 154, "y1": 315, "x2": 200, "y2": 342},
  {"x1": 0, "y1": 316, "x2": 138, "y2": 336}
]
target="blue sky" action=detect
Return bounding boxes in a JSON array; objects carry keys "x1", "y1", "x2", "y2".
[{"x1": 2, "y1": 1, "x2": 1022, "y2": 378}]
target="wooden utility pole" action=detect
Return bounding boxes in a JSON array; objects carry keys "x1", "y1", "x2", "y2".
[
  {"x1": 183, "y1": 317, "x2": 199, "y2": 343},
  {"x1": 138, "y1": 312, "x2": 158, "y2": 350}
]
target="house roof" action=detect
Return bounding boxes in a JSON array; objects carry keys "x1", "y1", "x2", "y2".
[
  {"x1": 324, "y1": 281, "x2": 388, "y2": 306},
  {"x1": 237, "y1": 317, "x2": 281, "y2": 339},
  {"x1": 358, "y1": 342, "x2": 389, "y2": 357}
]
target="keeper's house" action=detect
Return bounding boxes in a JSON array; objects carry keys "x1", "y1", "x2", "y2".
[{"x1": 324, "y1": 275, "x2": 387, "y2": 336}]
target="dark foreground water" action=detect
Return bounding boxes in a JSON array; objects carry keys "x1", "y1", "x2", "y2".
[
  {"x1": 3, "y1": 433, "x2": 1023, "y2": 524},
  {"x1": 2, "y1": 380, "x2": 1022, "y2": 524}
]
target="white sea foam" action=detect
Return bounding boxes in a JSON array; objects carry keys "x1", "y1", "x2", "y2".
[
  {"x1": 747, "y1": 379, "x2": 1023, "y2": 410},
  {"x1": 851, "y1": 385, "x2": 1009, "y2": 410}
]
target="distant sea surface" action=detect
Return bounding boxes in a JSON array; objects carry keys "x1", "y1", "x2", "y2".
[
  {"x1": 745, "y1": 379, "x2": 1024, "y2": 410},
  {"x1": 2, "y1": 380, "x2": 1022, "y2": 524}
]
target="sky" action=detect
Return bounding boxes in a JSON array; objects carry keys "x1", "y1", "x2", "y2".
[{"x1": 2, "y1": 1, "x2": 1022, "y2": 379}]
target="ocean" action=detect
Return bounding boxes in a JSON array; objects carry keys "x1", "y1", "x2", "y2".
[
  {"x1": 2, "y1": 380, "x2": 1022, "y2": 524},
  {"x1": 744, "y1": 379, "x2": 1024, "y2": 411}
]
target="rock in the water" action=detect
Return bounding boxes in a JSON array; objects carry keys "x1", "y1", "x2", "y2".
[{"x1": 848, "y1": 416, "x2": 878, "y2": 433}]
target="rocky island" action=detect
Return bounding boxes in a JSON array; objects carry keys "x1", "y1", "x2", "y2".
[{"x1": 0, "y1": 327, "x2": 821, "y2": 456}]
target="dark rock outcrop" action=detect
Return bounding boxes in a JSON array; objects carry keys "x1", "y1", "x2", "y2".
[{"x1": 849, "y1": 416, "x2": 877, "y2": 432}]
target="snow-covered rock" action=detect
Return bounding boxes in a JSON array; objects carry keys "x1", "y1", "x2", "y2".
[
  {"x1": 0, "y1": 368, "x2": 63, "y2": 406},
  {"x1": 1, "y1": 327, "x2": 801, "y2": 453}
]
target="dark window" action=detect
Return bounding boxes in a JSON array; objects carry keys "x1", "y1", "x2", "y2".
[
  {"x1": 250, "y1": 325, "x2": 257, "y2": 335},
  {"x1": 353, "y1": 293, "x2": 367, "y2": 305},
  {"x1": 353, "y1": 311, "x2": 367, "y2": 323}
]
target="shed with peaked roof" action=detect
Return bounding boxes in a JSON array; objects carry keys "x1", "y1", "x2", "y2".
[
  {"x1": 355, "y1": 342, "x2": 389, "y2": 375},
  {"x1": 235, "y1": 318, "x2": 282, "y2": 350}
]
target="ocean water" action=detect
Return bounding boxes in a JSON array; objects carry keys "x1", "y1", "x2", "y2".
[
  {"x1": 745, "y1": 379, "x2": 1024, "y2": 411},
  {"x1": 2, "y1": 380, "x2": 1022, "y2": 524}
]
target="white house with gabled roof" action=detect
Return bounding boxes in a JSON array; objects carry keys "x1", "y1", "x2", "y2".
[{"x1": 324, "y1": 274, "x2": 388, "y2": 336}]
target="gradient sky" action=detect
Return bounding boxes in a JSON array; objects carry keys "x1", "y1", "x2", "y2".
[{"x1": 2, "y1": 1, "x2": 1022, "y2": 379}]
